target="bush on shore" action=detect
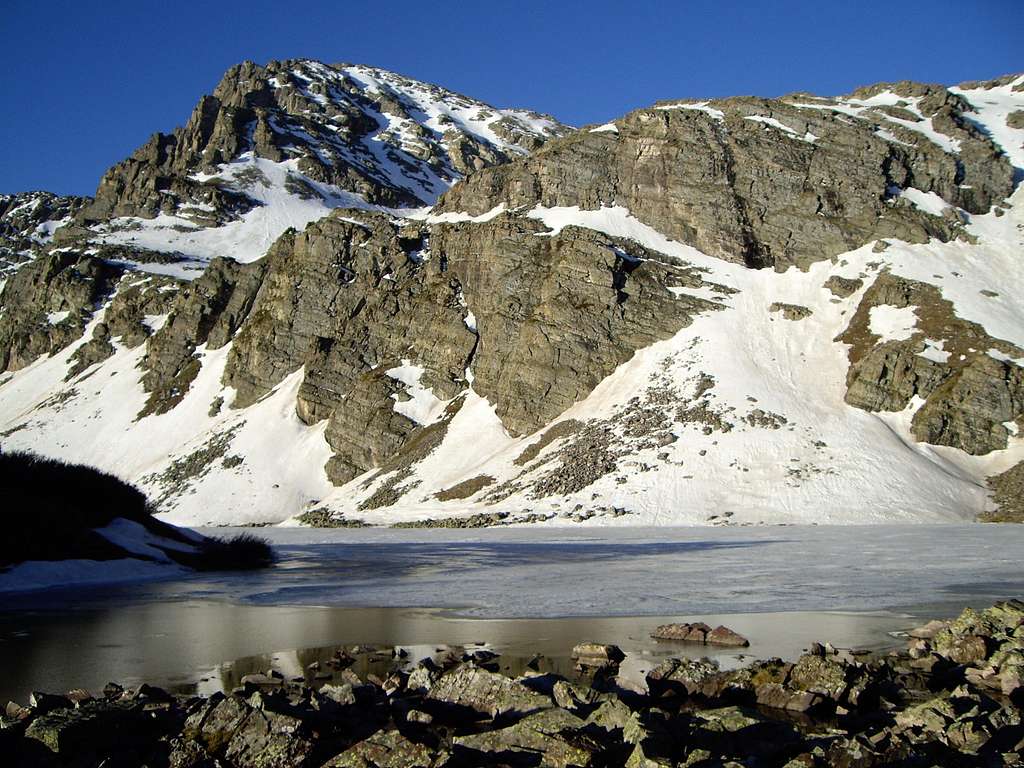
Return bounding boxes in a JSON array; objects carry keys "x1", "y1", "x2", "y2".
[{"x1": 0, "y1": 449, "x2": 272, "y2": 571}]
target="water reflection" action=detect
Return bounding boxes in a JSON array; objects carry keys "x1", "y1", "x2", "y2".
[{"x1": 0, "y1": 600, "x2": 916, "y2": 704}]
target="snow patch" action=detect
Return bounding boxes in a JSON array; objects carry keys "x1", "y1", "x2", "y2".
[
  {"x1": 869, "y1": 305, "x2": 918, "y2": 342},
  {"x1": 656, "y1": 102, "x2": 725, "y2": 121},
  {"x1": 424, "y1": 203, "x2": 507, "y2": 224},
  {"x1": 900, "y1": 187, "x2": 951, "y2": 217},
  {"x1": 385, "y1": 360, "x2": 447, "y2": 426}
]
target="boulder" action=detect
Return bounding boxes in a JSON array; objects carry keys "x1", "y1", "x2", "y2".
[
  {"x1": 426, "y1": 665, "x2": 552, "y2": 719},
  {"x1": 324, "y1": 729, "x2": 435, "y2": 767},
  {"x1": 454, "y1": 708, "x2": 598, "y2": 768},
  {"x1": 571, "y1": 642, "x2": 625, "y2": 669}
]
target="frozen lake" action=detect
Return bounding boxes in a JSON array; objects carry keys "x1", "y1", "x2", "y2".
[{"x1": 1, "y1": 524, "x2": 1021, "y2": 702}]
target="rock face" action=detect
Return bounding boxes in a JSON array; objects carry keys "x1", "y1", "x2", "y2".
[
  {"x1": 77, "y1": 59, "x2": 568, "y2": 227},
  {"x1": 141, "y1": 257, "x2": 265, "y2": 416},
  {"x1": 0, "y1": 252, "x2": 120, "y2": 372},
  {"x1": 839, "y1": 271, "x2": 1024, "y2": 455},
  {"x1": 436, "y1": 85, "x2": 1013, "y2": 271},
  {"x1": 0, "y1": 192, "x2": 89, "y2": 279},
  {"x1": 213, "y1": 207, "x2": 709, "y2": 483},
  {"x1": 983, "y1": 461, "x2": 1024, "y2": 522}
]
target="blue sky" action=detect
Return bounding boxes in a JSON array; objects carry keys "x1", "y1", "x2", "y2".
[{"x1": 2, "y1": 0, "x2": 1020, "y2": 196}]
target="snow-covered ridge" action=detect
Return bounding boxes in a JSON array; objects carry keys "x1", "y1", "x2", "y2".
[{"x1": 76, "y1": 59, "x2": 569, "y2": 278}]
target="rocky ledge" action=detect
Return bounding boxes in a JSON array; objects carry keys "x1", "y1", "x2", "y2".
[{"x1": 3, "y1": 601, "x2": 1023, "y2": 767}]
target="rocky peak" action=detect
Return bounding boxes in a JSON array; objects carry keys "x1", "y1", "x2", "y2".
[{"x1": 76, "y1": 58, "x2": 569, "y2": 231}]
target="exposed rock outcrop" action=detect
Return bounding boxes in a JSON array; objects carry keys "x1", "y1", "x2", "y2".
[
  {"x1": 839, "y1": 271, "x2": 1024, "y2": 454},
  {"x1": 0, "y1": 252, "x2": 119, "y2": 372},
  {"x1": 0, "y1": 192, "x2": 89, "y2": 278},
  {"x1": 436, "y1": 86, "x2": 1013, "y2": 271}
]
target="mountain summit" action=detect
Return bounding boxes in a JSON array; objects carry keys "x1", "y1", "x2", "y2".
[{"x1": 1, "y1": 64, "x2": 1022, "y2": 526}]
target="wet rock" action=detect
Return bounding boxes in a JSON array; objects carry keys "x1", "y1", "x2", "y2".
[
  {"x1": 571, "y1": 642, "x2": 625, "y2": 669},
  {"x1": 651, "y1": 622, "x2": 748, "y2": 647},
  {"x1": 706, "y1": 626, "x2": 751, "y2": 647}
]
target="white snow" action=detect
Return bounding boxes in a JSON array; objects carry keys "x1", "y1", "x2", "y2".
[
  {"x1": 744, "y1": 115, "x2": 817, "y2": 143},
  {"x1": 423, "y1": 203, "x2": 507, "y2": 224},
  {"x1": 385, "y1": 360, "x2": 448, "y2": 426},
  {"x1": 589, "y1": 122, "x2": 619, "y2": 134},
  {"x1": 899, "y1": 187, "x2": 951, "y2": 217},
  {"x1": 869, "y1": 305, "x2": 919, "y2": 342},
  {"x1": 0, "y1": 319, "x2": 335, "y2": 526},
  {"x1": 95, "y1": 155, "x2": 380, "y2": 273},
  {"x1": 656, "y1": 101, "x2": 725, "y2": 121},
  {"x1": 789, "y1": 93, "x2": 962, "y2": 154},
  {"x1": 46, "y1": 310, "x2": 70, "y2": 325},
  {"x1": 142, "y1": 313, "x2": 169, "y2": 332},
  {"x1": 919, "y1": 339, "x2": 951, "y2": 364},
  {"x1": 952, "y1": 75, "x2": 1024, "y2": 172},
  {"x1": 989, "y1": 348, "x2": 1024, "y2": 366}
]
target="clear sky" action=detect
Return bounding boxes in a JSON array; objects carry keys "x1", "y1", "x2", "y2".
[{"x1": 2, "y1": 0, "x2": 1020, "y2": 196}]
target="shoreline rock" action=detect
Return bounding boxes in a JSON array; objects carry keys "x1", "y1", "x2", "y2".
[
  {"x1": 2, "y1": 600, "x2": 1022, "y2": 766},
  {"x1": 652, "y1": 622, "x2": 750, "y2": 647}
]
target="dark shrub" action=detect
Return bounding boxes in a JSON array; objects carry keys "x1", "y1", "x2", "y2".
[
  {"x1": 0, "y1": 450, "x2": 154, "y2": 566},
  {"x1": 193, "y1": 533, "x2": 274, "y2": 571},
  {"x1": 0, "y1": 450, "x2": 273, "y2": 572}
]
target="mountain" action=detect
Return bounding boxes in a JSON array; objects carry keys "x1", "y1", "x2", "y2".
[{"x1": 0, "y1": 63, "x2": 1022, "y2": 527}]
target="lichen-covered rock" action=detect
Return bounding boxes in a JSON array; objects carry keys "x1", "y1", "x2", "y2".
[
  {"x1": 788, "y1": 654, "x2": 849, "y2": 701},
  {"x1": 426, "y1": 664, "x2": 552, "y2": 719},
  {"x1": 823, "y1": 274, "x2": 864, "y2": 298},
  {"x1": 324, "y1": 729, "x2": 435, "y2": 767},
  {"x1": 454, "y1": 708, "x2": 599, "y2": 767},
  {"x1": 646, "y1": 657, "x2": 721, "y2": 698}
]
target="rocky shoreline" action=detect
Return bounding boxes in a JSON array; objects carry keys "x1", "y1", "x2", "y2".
[{"x1": 4, "y1": 601, "x2": 1023, "y2": 767}]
